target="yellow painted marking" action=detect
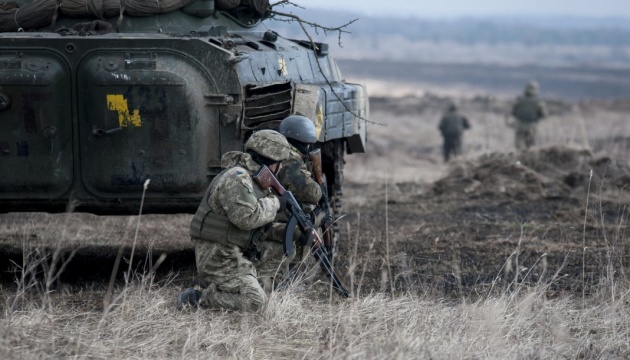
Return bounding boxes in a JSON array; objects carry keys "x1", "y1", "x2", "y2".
[
  {"x1": 106, "y1": 94, "x2": 142, "y2": 127},
  {"x1": 278, "y1": 56, "x2": 288, "y2": 76},
  {"x1": 315, "y1": 104, "x2": 324, "y2": 139}
]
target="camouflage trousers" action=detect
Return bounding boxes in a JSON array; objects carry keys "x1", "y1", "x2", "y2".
[
  {"x1": 252, "y1": 222, "x2": 297, "y2": 293},
  {"x1": 442, "y1": 135, "x2": 463, "y2": 162},
  {"x1": 515, "y1": 124, "x2": 537, "y2": 150},
  {"x1": 194, "y1": 239, "x2": 267, "y2": 311}
]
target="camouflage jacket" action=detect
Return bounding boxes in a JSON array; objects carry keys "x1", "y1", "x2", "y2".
[
  {"x1": 202, "y1": 151, "x2": 279, "y2": 231},
  {"x1": 512, "y1": 95, "x2": 548, "y2": 125},
  {"x1": 276, "y1": 145, "x2": 322, "y2": 206},
  {"x1": 439, "y1": 110, "x2": 470, "y2": 137}
]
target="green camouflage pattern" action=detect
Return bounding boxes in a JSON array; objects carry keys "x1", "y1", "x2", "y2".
[
  {"x1": 254, "y1": 145, "x2": 322, "y2": 290},
  {"x1": 193, "y1": 151, "x2": 282, "y2": 311},
  {"x1": 195, "y1": 240, "x2": 267, "y2": 312},
  {"x1": 512, "y1": 93, "x2": 548, "y2": 150},
  {"x1": 277, "y1": 146, "x2": 322, "y2": 205},
  {"x1": 438, "y1": 109, "x2": 470, "y2": 162},
  {"x1": 252, "y1": 228, "x2": 296, "y2": 293},
  {"x1": 212, "y1": 151, "x2": 280, "y2": 230},
  {"x1": 244, "y1": 129, "x2": 291, "y2": 162}
]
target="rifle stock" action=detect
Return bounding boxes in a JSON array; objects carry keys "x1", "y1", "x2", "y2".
[
  {"x1": 309, "y1": 148, "x2": 324, "y2": 185},
  {"x1": 253, "y1": 165, "x2": 286, "y2": 196}
]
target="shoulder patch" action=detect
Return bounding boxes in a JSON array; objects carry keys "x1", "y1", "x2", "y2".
[{"x1": 234, "y1": 169, "x2": 247, "y2": 178}]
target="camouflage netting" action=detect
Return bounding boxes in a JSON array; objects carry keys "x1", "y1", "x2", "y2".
[
  {"x1": 0, "y1": 0, "x2": 269, "y2": 32},
  {"x1": 433, "y1": 146, "x2": 630, "y2": 201}
]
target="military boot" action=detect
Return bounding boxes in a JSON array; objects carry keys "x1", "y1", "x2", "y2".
[{"x1": 176, "y1": 287, "x2": 202, "y2": 310}]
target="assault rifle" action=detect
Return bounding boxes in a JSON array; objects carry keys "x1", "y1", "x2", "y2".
[
  {"x1": 308, "y1": 148, "x2": 335, "y2": 258},
  {"x1": 253, "y1": 165, "x2": 350, "y2": 298}
]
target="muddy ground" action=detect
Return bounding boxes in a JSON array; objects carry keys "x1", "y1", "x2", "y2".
[{"x1": 2, "y1": 95, "x2": 630, "y2": 300}]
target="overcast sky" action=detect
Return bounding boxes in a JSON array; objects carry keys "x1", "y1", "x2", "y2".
[{"x1": 296, "y1": 0, "x2": 629, "y2": 18}]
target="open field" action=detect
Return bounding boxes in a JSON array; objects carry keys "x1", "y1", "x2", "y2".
[
  {"x1": 339, "y1": 60, "x2": 630, "y2": 100},
  {"x1": 2, "y1": 88, "x2": 630, "y2": 357},
  {"x1": 343, "y1": 93, "x2": 630, "y2": 297}
]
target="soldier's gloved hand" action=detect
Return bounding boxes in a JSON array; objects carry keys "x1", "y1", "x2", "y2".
[{"x1": 275, "y1": 194, "x2": 287, "y2": 212}]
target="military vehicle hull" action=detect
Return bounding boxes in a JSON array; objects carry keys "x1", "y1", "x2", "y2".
[{"x1": 0, "y1": 2, "x2": 368, "y2": 214}]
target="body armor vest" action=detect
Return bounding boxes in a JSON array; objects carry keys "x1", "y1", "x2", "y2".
[{"x1": 190, "y1": 168, "x2": 268, "y2": 249}]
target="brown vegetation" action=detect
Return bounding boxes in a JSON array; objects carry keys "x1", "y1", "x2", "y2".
[{"x1": 2, "y1": 93, "x2": 630, "y2": 358}]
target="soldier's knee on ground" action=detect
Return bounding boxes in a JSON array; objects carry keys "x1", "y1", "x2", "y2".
[
  {"x1": 198, "y1": 275, "x2": 267, "y2": 311},
  {"x1": 241, "y1": 275, "x2": 267, "y2": 311},
  {"x1": 198, "y1": 283, "x2": 218, "y2": 308}
]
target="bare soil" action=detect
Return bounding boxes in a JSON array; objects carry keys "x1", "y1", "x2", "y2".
[{"x1": 338, "y1": 145, "x2": 630, "y2": 298}]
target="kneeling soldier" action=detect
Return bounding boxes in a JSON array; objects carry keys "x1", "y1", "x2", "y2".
[{"x1": 177, "y1": 130, "x2": 291, "y2": 311}]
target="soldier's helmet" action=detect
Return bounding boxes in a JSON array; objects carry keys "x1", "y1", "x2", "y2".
[
  {"x1": 277, "y1": 115, "x2": 318, "y2": 144},
  {"x1": 525, "y1": 80, "x2": 539, "y2": 96},
  {"x1": 446, "y1": 102, "x2": 457, "y2": 111},
  {"x1": 244, "y1": 129, "x2": 291, "y2": 162}
]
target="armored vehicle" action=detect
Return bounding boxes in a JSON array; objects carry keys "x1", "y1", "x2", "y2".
[{"x1": 0, "y1": 0, "x2": 368, "y2": 222}]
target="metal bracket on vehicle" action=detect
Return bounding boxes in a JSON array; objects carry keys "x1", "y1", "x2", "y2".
[
  {"x1": 43, "y1": 126, "x2": 57, "y2": 154},
  {"x1": 92, "y1": 126, "x2": 123, "y2": 137},
  {"x1": 193, "y1": 25, "x2": 227, "y2": 37},
  {"x1": 204, "y1": 94, "x2": 234, "y2": 106},
  {"x1": 226, "y1": 52, "x2": 249, "y2": 65}
]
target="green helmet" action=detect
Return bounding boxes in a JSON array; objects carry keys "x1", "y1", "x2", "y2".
[
  {"x1": 244, "y1": 129, "x2": 290, "y2": 162},
  {"x1": 278, "y1": 115, "x2": 317, "y2": 144},
  {"x1": 525, "y1": 80, "x2": 539, "y2": 96}
]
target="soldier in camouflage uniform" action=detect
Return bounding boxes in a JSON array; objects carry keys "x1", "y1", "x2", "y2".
[
  {"x1": 438, "y1": 102, "x2": 470, "y2": 162},
  {"x1": 177, "y1": 130, "x2": 291, "y2": 311},
  {"x1": 510, "y1": 81, "x2": 548, "y2": 150},
  {"x1": 254, "y1": 115, "x2": 322, "y2": 293}
]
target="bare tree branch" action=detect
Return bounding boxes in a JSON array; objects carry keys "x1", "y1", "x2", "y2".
[
  {"x1": 268, "y1": 9, "x2": 385, "y2": 126},
  {"x1": 270, "y1": 0, "x2": 304, "y2": 10},
  {"x1": 270, "y1": 9, "x2": 356, "y2": 47}
]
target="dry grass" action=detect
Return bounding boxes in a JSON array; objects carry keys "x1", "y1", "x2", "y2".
[{"x1": 1, "y1": 273, "x2": 629, "y2": 359}]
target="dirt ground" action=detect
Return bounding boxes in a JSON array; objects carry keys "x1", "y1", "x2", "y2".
[
  {"x1": 337, "y1": 94, "x2": 630, "y2": 297},
  {"x1": 2, "y1": 94, "x2": 630, "y2": 300}
]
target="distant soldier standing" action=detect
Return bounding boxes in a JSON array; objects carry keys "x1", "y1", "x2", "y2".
[
  {"x1": 510, "y1": 80, "x2": 548, "y2": 150},
  {"x1": 438, "y1": 102, "x2": 470, "y2": 162},
  {"x1": 177, "y1": 130, "x2": 291, "y2": 312}
]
